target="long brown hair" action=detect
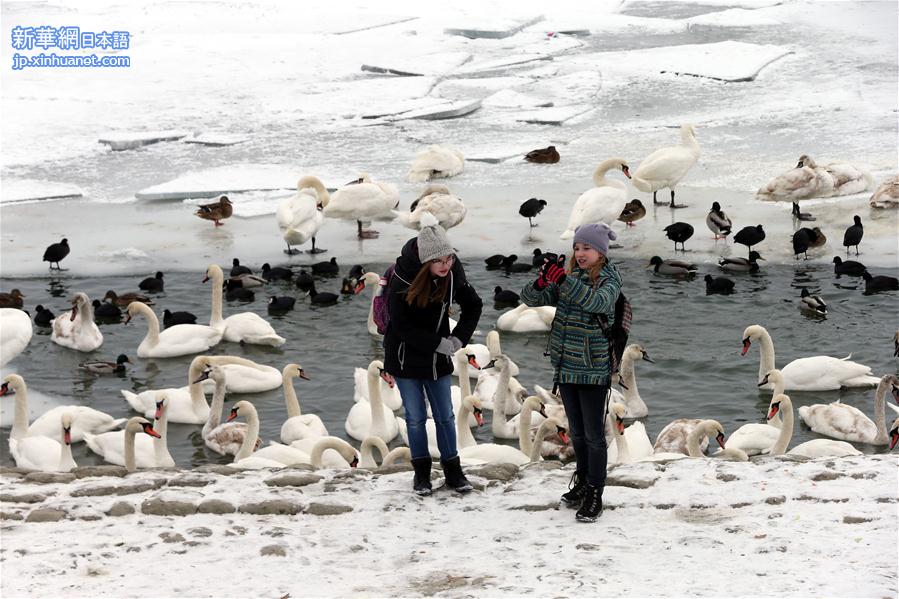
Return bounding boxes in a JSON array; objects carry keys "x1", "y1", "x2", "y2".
[
  {"x1": 406, "y1": 262, "x2": 449, "y2": 308},
  {"x1": 567, "y1": 253, "x2": 607, "y2": 284}
]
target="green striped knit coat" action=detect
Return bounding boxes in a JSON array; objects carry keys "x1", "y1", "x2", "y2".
[{"x1": 520, "y1": 261, "x2": 622, "y2": 386}]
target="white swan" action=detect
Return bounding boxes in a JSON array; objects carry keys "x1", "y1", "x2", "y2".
[
  {"x1": 353, "y1": 358, "x2": 403, "y2": 411},
  {"x1": 767, "y1": 394, "x2": 862, "y2": 458},
  {"x1": 280, "y1": 363, "x2": 329, "y2": 443},
  {"x1": 3, "y1": 374, "x2": 125, "y2": 442},
  {"x1": 407, "y1": 145, "x2": 465, "y2": 183},
  {"x1": 50, "y1": 292, "x2": 103, "y2": 352},
  {"x1": 458, "y1": 396, "x2": 561, "y2": 466},
  {"x1": 496, "y1": 304, "x2": 555, "y2": 333},
  {"x1": 83, "y1": 416, "x2": 161, "y2": 472},
  {"x1": 450, "y1": 348, "x2": 484, "y2": 426},
  {"x1": 741, "y1": 324, "x2": 880, "y2": 390},
  {"x1": 797, "y1": 374, "x2": 899, "y2": 445},
  {"x1": 489, "y1": 354, "x2": 522, "y2": 440},
  {"x1": 652, "y1": 418, "x2": 710, "y2": 455},
  {"x1": 561, "y1": 157, "x2": 631, "y2": 239},
  {"x1": 826, "y1": 161, "x2": 874, "y2": 196},
  {"x1": 121, "y1": 356, "x2": 214, "y2": 424},
  {"x1": 359, "y1": 436, "x2": 411, "y2": 468},
  {"x1": 200, "y1": 366, "x2": 253, "y2": 456},
  {"x1": 345, "y1": 360, "x2": 399, "y2": 442},
  {"x1": 870, "y1": 174, "x2": 899, "y2": 209},
  {"x1": 205, "y1": 264, "x2": 285, "y2": 346},
  {"x1": 759, "y1": 369, "x2": 787, "y2": 429},
  {"x1": 649, "y1": 419, "x2": 726, "y2": 461},
  {"x1": 9, "y1": 413, "x2": 76, "y2": 472},
  {"x1": 617, "y1": 344, "x2": 654, "y2": 418},
  {"x1": 125, "y1": 301, "x2": 222, "y2": 358},
  {"x1": 276, "y1": 175, "x2": 329, "y2": 254},
  {"x1": 85, "y1": 392, "x2": 174, "y2": 468},
  {"x1": 605, "y1": 400, "x2": 653, "y2": 464},
  {"x1": 724, "y1": 419, "x2": 779, "y2": 456},
  {"x1": 395, "y1": 183, "x2": 466, "y2": 230},
  {"x1": 0, "y1": 308, "x2": 32, "y2": 366},
  {"x1": 631, "y1": 124, "x2": 700, "y2": 208},
  {"x1": 756, "y1": 155, "x2": 834, "y2": 202},
  {"x1": 323, "y1": 173, "x2": 399, "y2": 239},
  {"x1": 287, "y1": 436, "x2": 361, "y2": 469},
  {"x1": 353, "y1": 272, "x2": 385, "y2": 338}
]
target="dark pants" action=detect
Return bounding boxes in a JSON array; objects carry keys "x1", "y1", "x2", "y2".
[{"x1": 558, "y1": 383, "x2": 609, "y2": 488}]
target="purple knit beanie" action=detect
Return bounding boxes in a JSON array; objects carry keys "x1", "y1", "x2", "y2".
[{"x1": 573, "y1": 223, "x2": 617, "y2": 255}]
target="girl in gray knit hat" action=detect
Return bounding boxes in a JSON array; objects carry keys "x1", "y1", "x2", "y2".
[
  {"x1": 519, "y1": 222, "x2": 622, "y2": 522},
  {"x1": 382, "y1": 215, "x2": 483, "y2": 496}
]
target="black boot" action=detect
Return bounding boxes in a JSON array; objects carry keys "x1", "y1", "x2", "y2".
[
  {"x1": 441, "y1": 456, "x2": 473, "y2": 493},
  {"x1": 560, "y1": 470, "x2": 588, "y2": 509},
  {"x1": 576, "y1": 483, "x2": 603, "y2": 523},
  {"x1": 411, "y1": 457, "x2": 433, "y2": 496}
]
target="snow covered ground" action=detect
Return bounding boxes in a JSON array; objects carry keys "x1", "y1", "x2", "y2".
[{"x1": 1, "y1": 455, "x2": 896, "y2": 597}]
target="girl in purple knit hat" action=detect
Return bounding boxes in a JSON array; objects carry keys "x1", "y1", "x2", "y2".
[{"x1": 519, "y1": 222, "x2": 622, "y2": 522}]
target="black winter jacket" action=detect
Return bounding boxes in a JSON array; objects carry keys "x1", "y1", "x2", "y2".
[{"x1": 383, "y1": 238, "x2": 483, "y2": 379}]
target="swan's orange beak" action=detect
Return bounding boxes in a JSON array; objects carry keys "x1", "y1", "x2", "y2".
[
  {"x1": 379, "y1": 371, "x2": 394, "y2": 388},
  {"x1": 558, "y1": 427, "x2": 570, "y2": 445},
  {"x1": 0, "y1": 383, "x2": 11, "y2": 396},
  {"x1": 467, "y1": 355, "x2": 480, "y2": 369},
  {"x1": 142, "y1": 423, "x2": 162, "y2": 439},
  {"x1": 473, "y1": 408, "x2": 484, "y2": 427},
  {"x1": 227, "y1": 408, "x2": 239, "y2": 422},
  {"x1": 715, "y1": 432, "x2": 726, "y2": 449},
  {"x1": 767, "y1": 403, "x2": 780, "y2": 421},
  {"x1": 741, "y1": 338, "x2": 751, "y2": 356},
  {"x1": 354, "y1": 281, "x2": 365, "y2": 294}
]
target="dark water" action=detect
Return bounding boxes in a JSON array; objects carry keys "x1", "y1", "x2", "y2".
[{"x1": 1, "y1": 257, "x2": 897, "y2": 468}]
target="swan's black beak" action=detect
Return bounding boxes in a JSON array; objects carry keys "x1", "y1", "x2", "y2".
[
  {"x1": 641, "y1": 351, "x2": 654, "y2": 363},
  {"x1": 538, "y1": 403, "x2": 548, "y2": 419},
  {"x1": 192, "y1": 368, "x2": 212, "y2": 384},
  {"x1": 715, "y1": 432, "x2": 726, "y2": 449},
  {"x1": 758, "y1": 374, "x2": 769, "y2": 387},
  {"x1": 484, "y1": 359, "x2": 497, "y2": 370},
  {"x1": 298, "y1": 368, "x2": 310, "y2": 381},
  {"x1": 0, "y1": 382, "x2": 12, "y2": 396}
]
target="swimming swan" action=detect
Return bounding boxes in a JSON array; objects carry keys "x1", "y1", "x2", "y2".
[
  {"x1": 345, "y1": 360, "x2": 399, "y2": 442},
  {"x1": 51, "y1": 292, "x2": 103, "y2": 352},
  {"x1": 279, "y1": 363, "x2": 329, "y2": 443},
  {"x1": 125, "y1": 301, "x2": 222, "y2": 358},
  {"x1": 796, "y1": 374, "x2": 899, "y2": 445},
  {"x1": 9, "y1": 412, "x2": 77, "y2": 472},
  {"x1": 205, "y1": 264, "x2": 285, "y2": 346},
  {"x1": 199, "y1": 366, "x2": 254, "y2": 456},
  {"x1": 496, "y1": 304, "x2": 555, "y2": 333},
  {"x1": 0, "y1": 308, "x2": 32, "y2": 366},
  {"x1": 83, "y1": 416, "x2": 161, "y2": 472},
  {"x1": 767, "y1": 394, "x2": 862, "y2": 458},
  {"x1": 85, "y1": 393, "x2": 174, "y2": 468}
]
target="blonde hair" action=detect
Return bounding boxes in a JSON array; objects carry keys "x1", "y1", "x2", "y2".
[
  {"x1": 406, "y1": 262, "x2": 449, "y2": 308},
  {"x1": 567, "y1": 253, "x2": 607, "y2": 284}
]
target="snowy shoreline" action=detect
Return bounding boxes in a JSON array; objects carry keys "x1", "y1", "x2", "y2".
[{"x1": 1, "y1": 455, "x2": 897, "y2": 597}]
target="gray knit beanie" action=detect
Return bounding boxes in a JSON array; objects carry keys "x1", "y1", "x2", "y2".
[
  {"x1": 417, "y1": 220, "x2": 454, "y2": 263},
  {"x1": 573, "y1": 223, "x2": 617, "y2": 255}
]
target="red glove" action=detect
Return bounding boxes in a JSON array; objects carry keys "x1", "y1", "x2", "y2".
[
  {"x1": 544, "y1": 263, "x2": 566, "y2": 285},
  {"x1": 534, "y1": 271, "x2": 549, "y2": 290}
]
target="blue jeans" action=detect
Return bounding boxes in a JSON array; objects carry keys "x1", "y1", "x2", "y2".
[
  {"x1": 395, "y1": 375, "x2": 458, "y2": 461},
  {"x1": 558, "y1": 383, "x2": 609, "y2": 488}
]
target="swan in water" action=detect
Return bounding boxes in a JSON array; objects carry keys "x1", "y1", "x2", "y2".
[
  {"x1": 83, "y1": 416, "x2": 161, "y2": 472},
  {"x1": 741, "y1": 324, "x2": 880, "y2": 391},
  {"x1": 473, "y1": 340, "x2": 525, "y2": 417},
  {"x1": 279, "y1": 363, "x2": 328, "y2": 443},
  {"x1": 2, "y1": 374, "x2": 125, "y2": 442},
  {"x1": 287, "y1": 436, "x2": 362, "y2": 469},
  {"x1": 353, "y1": 358, "x2": 403, "y2": 411},
  {"x1": 205, "y1": 264, "x2": 285, "y2": 346},
  {"x1": 652, "y1": 418, "x2": 710, "y2": 455},
  {"x1": 767, "y1": 394, "x2": 862, "y2": 458},
  {"x1": 198, "y1": 366, "x2": 255, "y2": 456},
  {"x1": 51, "y1": 292, "x2": 103, "y2": 352},
  {"x1": 359, "y1": 436, "x2": 411, "y2": 468},
  {"x1": 395, "y1": 184, "x2": 466, "y2": 230},
  {"x1": 561, "y1": 157, "x2": 631, "y2": 239},
  {"x1": 0, "y1": 308, "x2": 32, "y2": 366},
  {"x1": 353, "y1": 272, "x2": 385, "y2": 338},
  {"x1": 450, "y1": 349, "x2": 486, "y2": 426},
  {"x1": 407, "y1": 145, "x2": 464, "y2": 183},
  {"x1": 796, "y1": 374, "x2": 899, "y2": 445},
  {"x1": 870, "y1": 174, "x2": 899, "y2": 209},
  {"x1": 631, "y1": 124, "x2": 700, "y2": 209},
  {"x1": 276, "y1": 175, "x2": 329, "y2": 254},
  {"x1": 487, "y1": 354, "x2": 527, "y2": 439},
  {"x1": 125, "y1": 301, "x2": 222, "y2": 358},
  {"x1": 724, "y1": 417, "x2": 779, "y2": 456},
  {"x1": 605, "y1": 401, "x2": 653, "y2": 464},
  {"x1": 617, "y1": 344, "x2": 654, "y2": 418},
  {"x1": 9, "y1": 412, "x2": 77, "y2": 472},
  {"x1": 648, "y1": 419, "x2": 727, "y2": 461},
  {"x1": 323, "y1": 173, "x2": 399, "y2": 239},
  {"x1": 496, "y1": 304, "x2": 555, "y2": 333},
  {"x1": 345, "y1": 360, "x2": 399, "y2": 442},
  {"x1": 85, "y1": 392, "x2": 175, "y2": 468}
]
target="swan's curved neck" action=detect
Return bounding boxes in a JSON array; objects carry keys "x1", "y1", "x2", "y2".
[
  {"x1": 368, "y1": 370, "x2": 386, "y2": 431},
  {"x1": 361, "y1": 437, "x2": 388, "y2": 467},
  {"x1": 457, "y1": 400, "x2": 477, "y2": 449},
  {"x1": 235, "y1": 411, "x2": 259, "y2": 461},
  {"x1": 209, "y1": 268, "x2": 224, "y2": 326},
  {"x1": 154, "y1": 404, "x2": 173, "y2": 465},
  {"x1": 518, "y1": 402, "x2": 536, "y2": 456},
  {"x1": 367, "y1": 284, "x2": 379, "y2": 334},
  {"x1": 529, "y1": 420, "x2": 554, "y2": 462},
  {"x1": 619, "y1": 353, "x2": 639, "y2": 401},
  {"x1": 455, "y1": 353, "x2": 473, "y2": 397},
  {"x1": 486, "y1": 332, "x2": 501, "y2": 358},
  {"x1": 491, "y1": 361, "x2": 511, "y2": 435},
  {"x1": 11, "y1": 385, "x2": 29, "y2": 440},
  {"x1": 311, "y1": 438, "x2": 342, "y2": 468},
  {"x1": 768, "y1": 377, "x2": 786, "y2": 428},
  {"x1": 755, "y1": 330, "x2": 776, "y2": 384},
  {"x1": 686, "y1": 424, "x2": 707, "y2": 457},
  {"x1": 283, "y1": 373, "x2": 301, "y2": 418},
  {"x1": 770, "y1": 399, "x2": 794, "y2": 455},
  {"x1": 873, "y1": 380, "x2": 888, "y2": 443},
  {"x1": 76, "y1": 299, "x2": 94, "y2": 330},
  {"x1": 124, "y1": 428, "x2": 138, "y2": 472},
  {"x1": 138, "y1": 305, "x2": 161, "y2": 346},
  {"x1": 204, "y1": 379, "x2": 227, "y2": 436}
]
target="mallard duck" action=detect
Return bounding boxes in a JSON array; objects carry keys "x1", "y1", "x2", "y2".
[
  {"x1": 799, "y1": 289, "x2": 826, "y2": 316},
  {"x1": 618, "y1": 199, "x2": 646, "y2": 227},
  {"x1": 138, "y1": 271, "x2": 164, "y2": 292},
  {"x1": 194, "y1": 195, "x2": 233, "y2": 226},
  {"x1": 228, "y1": 273, "x2": 266, "y2": 288},
  {"x1": 103, "y1": 290, "x2": 154, "y2": 307},
  {"x1": 0, "y1": 289, "x2": 25, "y2": 309},
  {"x1": 647, "y1": 256, "x2": 696, "y2": 276},
  {"x1": 706, "y1": 201, "x2": 732, "y2": 239},
  {"x1": 524, "y1": 145, "x2": 560, "y2": 164},
  {"x1": 43, "y1": 238, "x2": 69, "y2": 269},
  {"x1": 719, "y1": 252, "x2": 764, "y2": 273},
  {"x1": 663, "y1": 222, "x2": 694, "y2": 252},
  {"x1": 80, "y1": 354, "x2": 131, "y2": 374}
]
